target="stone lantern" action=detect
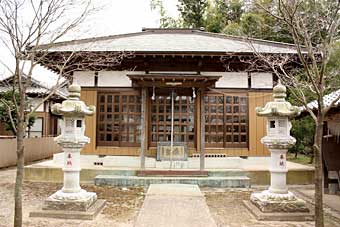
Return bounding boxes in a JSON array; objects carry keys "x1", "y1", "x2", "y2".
[
  {"x1": 30, "y1": 84, "x2": 105, "y2": 219},
  {"x1": 248, "y1": 81, "x2": 311, "y2": 218}
]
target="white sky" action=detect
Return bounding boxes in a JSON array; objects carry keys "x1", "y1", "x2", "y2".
[
  {"x1": 0, "y1": 0, "x2": 179, "y2": 84},
  {"x1": 67, "y1": 0, "x2": 179, "y2": 39}
]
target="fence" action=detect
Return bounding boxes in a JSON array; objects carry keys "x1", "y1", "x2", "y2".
[{"x1": 0, "y1": 137, "x2": 62, "y2": 168}]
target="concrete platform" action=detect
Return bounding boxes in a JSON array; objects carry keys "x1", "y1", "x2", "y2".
[
  {"x1": 23, "y1": 156, "x2": 314, "y2": 185},
  {"x1": 243, "y1": 200, "x2": 314, "y2": 221},
  {"x1": 135, "y1": 184, "x2": 216, "y2": 227},
  {"x1": 29, "y1": 199, "x2": 106, "y2": 220}
]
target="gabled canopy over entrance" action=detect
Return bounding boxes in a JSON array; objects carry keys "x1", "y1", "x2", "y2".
[{"x1": 127, "y1": 73, "x2": 221, "y2": 88}]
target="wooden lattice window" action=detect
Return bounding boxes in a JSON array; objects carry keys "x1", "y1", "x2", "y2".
[
  {"x1": 204, "y1": 93, "x2": 248, "y2": 148},
  {"x1": 97, "y1": 91, "x2": 141, "y2": 147},
  {"x1": 150, "y1": 94, "x2": 195, "y2": 147}
]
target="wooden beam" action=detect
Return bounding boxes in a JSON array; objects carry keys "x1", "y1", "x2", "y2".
[
  {"x1": 140, "y1": 87, "x2": 147, "y2": 169},
  {"x1": 196, "y1": 91, "x2": 201, "y2": 152},
  {"x1": 200, "y1": 89, "x2": 205, "y2": 170}
]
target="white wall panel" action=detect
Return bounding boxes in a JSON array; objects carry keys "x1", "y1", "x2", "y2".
[
  {"x1": 203, "y1": 72, "x2": 248, "y2": 88},
  {"x1": 73, "y1": 71, "x2": 94, "y2": 86},
  {"x1": 30, "y1": 98, "x2": 44, "y2": 112},
  {"x1": 73, "y1": 70, "x2": 270, "y2": 89},
  {"x1": 251, "y1": 73, "x2": 273, "y2": 89},
  {"x1": 98, "y1": 71, "x2": 132, "y2": 87}
]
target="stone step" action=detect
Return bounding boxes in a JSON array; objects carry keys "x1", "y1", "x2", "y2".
[
  {"x1": 207, "y1": 169, "x2": 248, "y2": 177},
  {"x1": 136, "y1": 169, "x2": 248, "y2": 177},
  {"x1": 137, "y1": 170, "x2": 209, "y2": 177},
  {"x1": 94, "y1": 175, "x2": 250, "y2": 188}
]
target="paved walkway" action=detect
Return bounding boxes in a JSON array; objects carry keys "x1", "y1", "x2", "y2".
[
  {"x1": 297, "y1": 189, "x2": 340, "y2": 212},
  {"x1": 294, "y1": 188, "x2": 340, "y2": 221},
  {"x1": 135, "y1": 184, "x2": 216, "y2": 227}
]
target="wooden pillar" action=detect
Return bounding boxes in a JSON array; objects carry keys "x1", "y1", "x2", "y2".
[
  {"x1": 200, "y1": 88, "x2": 205, "y2": 171},
  {"x1": 140, "y1": 87, "x2": 147, "y2": 169}
]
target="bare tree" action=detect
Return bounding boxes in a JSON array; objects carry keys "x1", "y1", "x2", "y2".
[
  {"x1": 0, "y1": 1, "x2": 94, "y2": 226},
  {"x1": 248, "y1": 1, "x2": 340, "y2": 226}
]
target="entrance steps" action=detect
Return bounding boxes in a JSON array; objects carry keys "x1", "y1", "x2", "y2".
[
  {"x1": 94, "y1": 169, "x2": 250, "y2": 188},
  {"x1": 137, "y1": 170, "x2": 209, "y2": 177}
]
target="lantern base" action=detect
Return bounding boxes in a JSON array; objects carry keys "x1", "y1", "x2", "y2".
[
  {"x1": 29, "y1": 189, "x2": 105, "y2": 220},
  {"x1": 250, "y1": 190, "x2": 309, "y2": 213},
  {"x1": 243, "y1": 200, "x2": 314, "y2": 221},
  {"x1": 29, "y1": 199, "x2": 106, "y2": 220},
  {"x1": 43, "y1": 189, "x2": 98, "y2": 212}
]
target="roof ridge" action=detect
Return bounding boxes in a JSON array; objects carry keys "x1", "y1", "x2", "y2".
[{"x1": 142, "y1": 27, "x2": 204, "y2": 32}]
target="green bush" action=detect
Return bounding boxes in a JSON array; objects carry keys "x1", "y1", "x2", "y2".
[{"x1": 289, "y1": 116, "x2": 315, "y2": 160}]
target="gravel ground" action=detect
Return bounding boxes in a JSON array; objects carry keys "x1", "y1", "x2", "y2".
[
  {"x1": 0, "y1": 167, "x2": 145, "y2": 227},
  {"x1": 203, "y1": 188, "x2": 340, "y2": 227}
]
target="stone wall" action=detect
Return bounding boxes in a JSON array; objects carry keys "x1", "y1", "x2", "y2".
[{"x1": 0, "y1": 137, "x2": 62, "y2": 168}]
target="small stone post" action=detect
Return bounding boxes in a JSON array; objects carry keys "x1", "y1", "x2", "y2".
[
  {"x1": 30, "y1": 84, "x2": 105, "y2": 219},
  {"x1": 249, "y1": 81, "x2": 310, "y2": 216}
]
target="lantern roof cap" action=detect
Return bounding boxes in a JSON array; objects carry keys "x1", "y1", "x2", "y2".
[
  {"x1": 256, "y1": 81, "x2": 301, "y2": 117},
  {"x1": 51, "y1": 84, "x2": 95, "y2": 116}
]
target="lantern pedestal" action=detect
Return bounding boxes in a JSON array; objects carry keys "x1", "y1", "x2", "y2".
[{"x1": 40, "y1": 140, "x2": 102, "y2": 215}]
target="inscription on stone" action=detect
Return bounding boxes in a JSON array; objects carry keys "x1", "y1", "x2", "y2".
[
  {"x1": 157, "y1": 142, "x2": 188, "y2": 161},
  {"x1": 66, "y1": 153, "x2": 72, "y2": 166}
]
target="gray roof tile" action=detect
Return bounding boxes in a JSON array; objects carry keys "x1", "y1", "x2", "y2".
[
  {"x1": 38, "y1": 29, "x2": 300, "y2": 54},
  {"x1": 307, "y1": 89, "x2": 340, "y2": 110}
]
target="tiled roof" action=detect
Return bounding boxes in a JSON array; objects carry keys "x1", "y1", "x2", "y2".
[
  {"x1": 0, "y1": 86, "x2": 50, "y2": 95},
  {"x1": 0, "y1": 76, "x2": 68, "y2": 99},
  {"x1": 0, "y1": 85, "x2": 67, "y2": 98},
  {"x1": 307, "y1": 89, "x2": 340, "y2": 110},
  {"x1": 36, "y1": 29, "x2": 301, "y2": 54},
  {"x1": 0, "y1": 61, "x2": 68, "y2": 98}
]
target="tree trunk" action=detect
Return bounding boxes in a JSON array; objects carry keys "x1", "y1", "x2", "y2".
[
  {"x1": 14, "y1": 92, "x2": 25, "y2": 227},
  {"x1": 314, "y1": 117, "x2": 324, "y2": 227},
  {"x1": 309, "y1": 153, "x2": 314, "y2": 164}
]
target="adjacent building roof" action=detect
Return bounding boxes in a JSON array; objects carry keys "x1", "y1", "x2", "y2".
[
  {"x1": 0, "y1": 73, "x2": 68, "y2": 99},
  {"x1": 307, "y1": 89, "x2": 340, "y2": 110},
  {"x1": 35, "y1": 28, "x2": 301, "y2": 54}
]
